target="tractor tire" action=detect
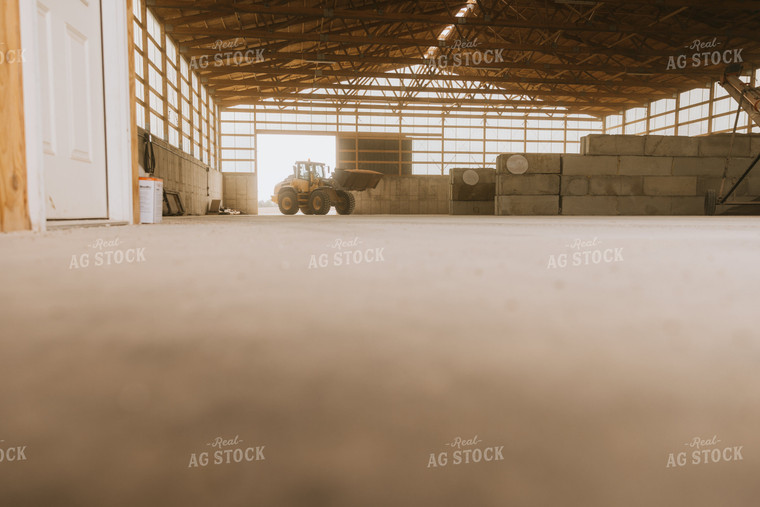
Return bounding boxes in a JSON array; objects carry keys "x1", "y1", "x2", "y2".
[
  {"x1": 278, "y1": 189, "x2": 299, "y2": 215},
  {"x1": 704, "y1": 189, "x2": 717, "y2": 216},
  {"x1": 335, "y1": 191, "x2": 356, "y2": 215},
  {"x1": 308, "y1": 190, "x2": 331, "y2": 215},
  {"x1": 299, "y1": 206, "x2": 314, "y2": 215}
]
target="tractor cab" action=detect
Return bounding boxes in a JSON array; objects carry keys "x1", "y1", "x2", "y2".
[{"x1": 294, "y1": 161, "x2": 330, "y2": 182}]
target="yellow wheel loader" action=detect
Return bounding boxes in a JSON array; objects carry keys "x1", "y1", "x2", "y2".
[{"x1": 271, "y1": 161, "x2": 383, "y2": 215}]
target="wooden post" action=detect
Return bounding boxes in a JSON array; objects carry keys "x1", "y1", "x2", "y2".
[
  {"x1": 127, "y1": 0, "x2": 140, "y2": 223},
  {"x1": 0, "y1": 0, "x2": 31, "y2": 232}
]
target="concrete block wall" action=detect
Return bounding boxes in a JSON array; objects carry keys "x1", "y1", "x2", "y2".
[
  {"x1": 137, "y1": 127, "x2": 222, "y2": 215},
  {"x1": 494, "y1": 134, "x2": 760, "y2": 216},
  {"x1": 350, "y1": 175, "x2": 448, "y2": 214},
  {"x1": 222, "y1": 173, "x2": 258, "y2": 214},
  {"x1": 449, "y1": 168, "x2": 495, "y2": 215},
  {"x1": 495, "y1": 154, "x2": 561, "y2": 215}
]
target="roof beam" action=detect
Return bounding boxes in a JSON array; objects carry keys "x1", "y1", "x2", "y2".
[{"x1": 154, "y1": 2, "x2": 760, "y2": 39}]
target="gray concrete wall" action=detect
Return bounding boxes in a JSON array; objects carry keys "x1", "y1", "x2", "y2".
[
  {"x1": 222, "y1": 173, "x2": 258, "y2": 214},
  {"x1": 137, "y1": 127, "x2": 222, "y2": 215},
  {"x1": 350, "y1": 175, "x2": 448, "y2": 214}
]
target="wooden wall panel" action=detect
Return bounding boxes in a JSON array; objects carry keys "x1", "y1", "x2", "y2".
[{"x1": 0, "y1": 0, "x2": 31, "y2": 232}]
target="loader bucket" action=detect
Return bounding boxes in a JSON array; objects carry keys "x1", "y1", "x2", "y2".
[{"x1": 332, "y1": 168, "x2": 383, "y2": 191}]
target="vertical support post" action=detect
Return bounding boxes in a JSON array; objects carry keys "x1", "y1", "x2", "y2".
[
  {"x1": 127, "y1": 0, "x2": 140, "y2": 223},
  {"x1": 0, "y1": 0, "x2": 31, "y2": 232}
]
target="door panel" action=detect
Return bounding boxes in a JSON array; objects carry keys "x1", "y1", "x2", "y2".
[{"x1": 39, "y1": 0, "x2": 107, "y2": 219}]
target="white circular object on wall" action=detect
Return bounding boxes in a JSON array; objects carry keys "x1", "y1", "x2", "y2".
[
  {"x1": 462, "y1": 169, "x2": 480, "y2": 186},
  {"x1": 506, "y1": 154, "x2": 529, "y2": 175}
]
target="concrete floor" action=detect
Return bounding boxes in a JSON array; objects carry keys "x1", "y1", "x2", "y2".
[{"x1": 0, "y1": 215, "x2": 759, "y2": 506}]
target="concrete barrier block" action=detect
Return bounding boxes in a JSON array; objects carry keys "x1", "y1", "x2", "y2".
[
  {"x1": 496, "y1": 174, "x2": 559, "y2": 195},
  {"x1": 617, "y1": 196, "x2": 672, "y2": 215},
  {"x1": 236, "y1": 180, "x2": 247, "y2": 198},
  {"x1": 643, "y1": 176, "x2": 697, "y2": 196},
  {"x1": 727, "y1": 157, "x2": 760, "y2": 178},
  {"x1": 697, "y1": 177, "x2": 749, "y2": 196},
  {"x1": 752, "y1": 136, "x2": 760, "y2": 156},
  {"x1": 397, "y1": 177, "x2": 409, "y2": 196},
  {"x1": 450, "y1": 168, "x2": 496, "y2": 184},
  {"x1": 562, "y1": 155, "x2": 618, "y2": 176},
  {"x1": 672, "y1": 157, "x2": 725, "y2": 177},
  {"x1": 409, "y1": 178, "x2": 420, "y2": 197},
  {"x1": 225, "y1": 176, "x2": 237, "y2": 195},
  {"x1": 495, "y1": 196, "x2": 559, "y2": 215},
  {"x1": 496, "y1": 154, "x2": 561, "y2": 174},
  {"x1": 449, "y1": 200, "x2": 495, "y2": 215},
  {"x1": 450, "y1": 169, "x2": 496, "y2": 200},
  {"x1": 699, "y1": 134, "x2": 752, "y2": 157},
  {"x1": 561, "y1": 196, "x2": 618, "y2": 215},
  {"x1": 525, "y1": 154, "x2": 562, "y2": 174},
  {"x1": 644, "y1": 136, "x2": 699, "y2": 157},
  {"x1": 385, "y1": 178, "x2": 399, "y2": 196},
  {"x1": 583, "y1": 135, "x2": 646, "y2": 156},
  {"x1": 561, "y1": 176, "x2": 589, "y2": 196},
  {"x1": 671, "y1": 197, "x2": 704, "y2": 215},
  {"x1": 419, "y1": 183, "x2": 430, "y2": 200},
  {"x1": 451, "y1": 184, "x2": 495, "y2": 201},
  {"x1": 619, "y1": 156, "x2": 673, "y2": 176},
  {"x1": 496, "y1": 154, "x2": 508, "y2": 174},
  {"x1": 588, "y1": 176, "x2": 644, "y2": 196},
  {"x1": 748, "y1": 177, "x2": 760, "y2": 196}
]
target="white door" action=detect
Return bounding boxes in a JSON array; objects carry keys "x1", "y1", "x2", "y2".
[{"x1": 37, "y1": 0, "x2": 108, "y2": 219}]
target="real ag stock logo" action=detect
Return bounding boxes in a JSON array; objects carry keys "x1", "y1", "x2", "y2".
[
  {"x1": 188, "y1": 435, "x2": 266, "y2": 469},
  {"x1": 190, "y1": 38, "x2": 265, "y2": 70},
  {"x1": 666, "y1": 435, "x2": 744, "y2": 469},
  {"x1": 424, "y1": 39, "x2": 504, "y2": 70},
  {"x1": 0, "y1": 440, "x2": 28, "y2": 464},
  {"x1": 0, "y1": 43, "x2": 27, "y2": 64},
  {"x1": 427, "y1": 435, "x2": 505, "y2": 469},
  {"x1": 69, "y1": 237, "x2": 147, "y2": 269},
  {"x1": 546, "y1": 237, "x2": 623, "y2": 269},
  {"x1": 666, "y1": 38, "x2": 743, "y2": 70},
  {"x1": 307, "y1": 236, "x2": 385, "y2": 269}
]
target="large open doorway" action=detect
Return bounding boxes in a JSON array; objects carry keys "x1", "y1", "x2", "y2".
[{"x1": 256, "y1": 133, "x2": 335, "y2": 215}]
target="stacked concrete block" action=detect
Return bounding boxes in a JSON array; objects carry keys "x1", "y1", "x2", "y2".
[
  {"x1": 561, "y1": 152, "x2": 697, "y2": 215},
  {"x1": 562, "y1": 134, "x2": 760, "y2": 215},
  {"x1": 495, "y1": 154, "x2": 560, "y2": 215},
  {"x1": 222, "y1": 173, "x2": 257, "y2": 214},
  {"x1": 449, "y1": 168, "x2": 495, "y2": 215},
  {"x1": 489, "y1": 135, "x2": 760, "y2": 216},
  {"x1": 351, "y1": 175, "x2": 448, "y2": 214}
]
